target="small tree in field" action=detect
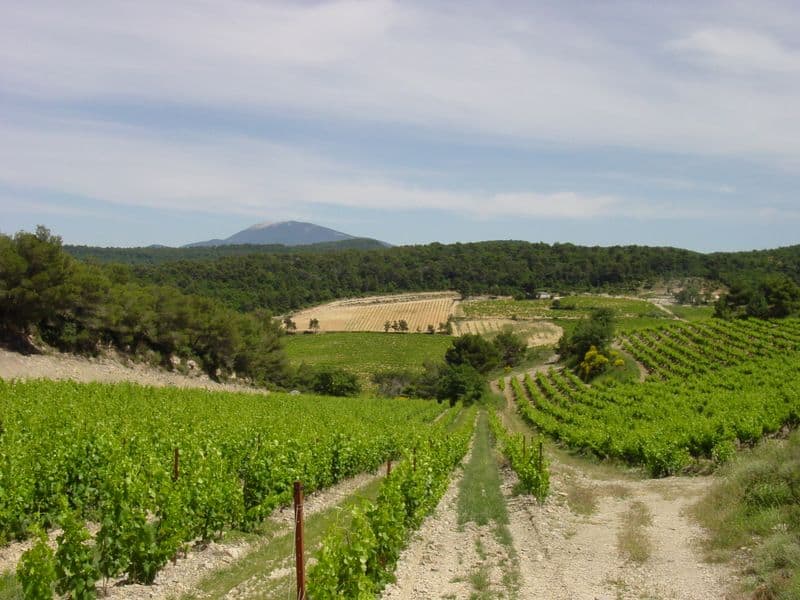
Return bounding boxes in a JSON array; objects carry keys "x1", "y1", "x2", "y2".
[
  {"x1": 398, "y1": 319, "x2": 409, "y2": 332},
  {"x1": 309, "y1": 318, "x2": 320, "y2": 332},
  {"x1": 384, "y1": 320, "x2": 391, "y2": 332},
  {"x1": 283, "y1": 316, "x2": 297, "y2": 333},
  {"x1": 438, "y1": 320, "x2": 453, "y2": 335}
]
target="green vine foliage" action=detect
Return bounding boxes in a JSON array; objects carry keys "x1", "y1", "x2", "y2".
[
  {"x1": 307, "y1": 405, "x2": 476, "y2": 597},
  {"x1": 0, "y1": 379, "x2": 446, "y2": 585},
  {"x1": 55, "y1": 507, "x2": 99, "y2": 599},
  {"x1": 488, "y1": 409, "x2": 550, "y2": 501},
  {"x1": 16, "y1": 528, "x2": 56, "y2": 600}
]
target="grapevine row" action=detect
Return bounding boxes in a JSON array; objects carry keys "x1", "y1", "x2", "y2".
[
  {"x1": 487, "y1": 409, "x2": 549, "y2": 500},
  {"x1": 307, "y1": 404, "x2": 477, "y2": 597},
  {"x1": 0, "y1": 379, "x2": 446, "y2": 591}
]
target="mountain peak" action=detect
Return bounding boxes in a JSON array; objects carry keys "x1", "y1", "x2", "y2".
[
  {"x1": 246, "y1": 220, "x2": 275, "y2": 230},
  {"x1": 184, "y1": 220, "x2": 384, "y2": 248}
]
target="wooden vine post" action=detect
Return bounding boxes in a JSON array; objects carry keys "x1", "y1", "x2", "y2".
[
  {"x1": 172, "y1": 448, "x2": 180, "y2": 482},
  {"x1": 538, "y1": 441, "x2": 544, "y2": 473},
  {"x1": 294, "y1": 481, "x2": 306, "y2": 600}
]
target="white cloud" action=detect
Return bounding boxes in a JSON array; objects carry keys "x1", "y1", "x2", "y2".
[
  {"x1": 669, "y1": 27, "x2": 800, "y2": 72},
  {"x1": 2, "y1": 1, "x2": 800, "y2": 163},
  {"x1": 1, "y1": 0, "x2": 800, "y2": 235},
  {"x1": 2, "y1": 115, "x2": 796, "y2": 226}
]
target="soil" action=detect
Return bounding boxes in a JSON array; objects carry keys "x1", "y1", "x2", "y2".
[
  {"x1": 455, "y1": 319, "x2": 562, "y2": 347},
  {"x1": 504, "y1": 464, "x2": 734, "y2": 599},
  {"x1": 381, "y1": 441, "x2": 478, "y2": 599}
]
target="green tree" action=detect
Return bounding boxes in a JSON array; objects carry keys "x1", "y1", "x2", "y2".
[
  {"x1": 294, "y1": 364, "x2": 360, "y2": 396},
  {"x1": 0, "y1": 227, "x2": 77, "y2": 337},
  {"x1": 444, "y1": 334, "x2": 500, "y2": 374},
  {"x1": 493, "y1": 328, "x2": 527, "y2": 367},
  {"x1": 557, "y1": 308, "x2": 615, "y2": 363},
  {"x1": 436, "y1": 363, "x2": 485, "y2": 406}
]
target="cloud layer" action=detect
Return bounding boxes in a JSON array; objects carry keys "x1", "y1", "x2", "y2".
[{"x1": 1, "y1": 1, "x2": 799, "y2": 246}]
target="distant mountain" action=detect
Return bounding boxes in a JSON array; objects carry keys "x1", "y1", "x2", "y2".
[{"x1": 185, "y1": 220, "x2": 387, "y2": 248}]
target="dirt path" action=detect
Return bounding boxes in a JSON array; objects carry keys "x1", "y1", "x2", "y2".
[
  {"x1": 505, "y1": 462, "x2": 733, "y2": 599},
  {"x1": 0, "y1": 348, "x2": 263, "y2": 393},
  {"x1": 385, "y1": 393, "x2": 736, "y2": 599},
  {"x1": 381, "y1": 438, "x2": 480, "y2": 599}
]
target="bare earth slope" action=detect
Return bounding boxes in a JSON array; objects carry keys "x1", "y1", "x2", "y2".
[{"x1": 0, "y1": 348, "x2": 262, "y2": 393}]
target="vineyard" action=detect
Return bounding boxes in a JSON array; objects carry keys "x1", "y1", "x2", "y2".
[
  {"x1": 462, "y1": 295, "x2": 670, "y2": 320},
  {"x1": 290, "y1": 292, "x2": 458, "y2": 332},
  {"x1": 283, "y1": 332, "x2": 452, "y2": 382},
  {"x1": 508, "y1": 318, "x2": 800, "y2": 475},
  {"x1": 0, "y1": 379, "x2": 453, "y2": 594}
]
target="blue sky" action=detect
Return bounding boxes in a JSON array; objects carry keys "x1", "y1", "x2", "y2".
[{"x1": 1, "y1": 1, "x2": 799, "y2": 251}]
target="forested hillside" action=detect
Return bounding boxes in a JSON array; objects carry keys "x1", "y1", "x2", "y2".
[
  {"x1": 114, "y1": 240, "x2": 800, "y2": 313},
  {"x1": 65, "y1": 237, "x2": 388, "y2": 265},
  {"x1": 0, "y1": 227, "x2": 288, "y2": 385}
]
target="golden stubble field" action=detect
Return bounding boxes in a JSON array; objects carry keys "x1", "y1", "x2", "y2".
[
  {"x1": 290, "y1": 292, "x2": 459, "y2": 332},
  {"x1": 453, "y1": 319, "x2": 562, "y2": 346}
]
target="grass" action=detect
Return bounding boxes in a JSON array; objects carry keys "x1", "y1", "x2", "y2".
[
  {"x1": 284, "y1": 331, "x2": 452, "y2": 385},
  {"x1": 183, "y1": 476, "x2": 384, "y2": 599},
  {"x1": 565, "y1": 481, "x2": 599, "y2": 516},
  {"x1": 617, "y1": 501, "x2": 653, "y2": 563},
  {"x1": 0, "y1": 572, "x2": 21, "y2": 600},
  {"x1": 693, "y1": 430, "x2": 800, "y2": 599},
  {"x1": 468, "y1": 563, "x2": 492, "y2": 600},
  {"x1": 458, "y1": 413, "x2": 511, "y2": 528},
  {"x1": 591, "y1": 351, "x2": 642, "y2": 385},
  {"x1": 457, "y1": 411, "x2": 520, "y2": 598}
]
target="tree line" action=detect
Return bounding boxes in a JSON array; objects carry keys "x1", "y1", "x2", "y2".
[{"x1": 83, "y1": 240, "x2": 800, "y2": 315}]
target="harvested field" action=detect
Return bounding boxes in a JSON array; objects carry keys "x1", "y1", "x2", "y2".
[
  {"x1": 454, "y1": 319, "x2": 562, "y2": 347},
  {"x1": 290, "y1": 292, "x2": 459, "y2": 333}
]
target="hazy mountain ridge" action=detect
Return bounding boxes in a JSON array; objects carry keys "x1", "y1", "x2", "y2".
[{"x1": 185, "y1": 220, "x2": 385, "y2": 248}]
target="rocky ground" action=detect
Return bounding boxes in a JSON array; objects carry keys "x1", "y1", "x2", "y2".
[{"x1": 0, "y1": 347, "x2": 262, "y2": 393}]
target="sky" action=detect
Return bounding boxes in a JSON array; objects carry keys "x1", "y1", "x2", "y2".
[{"x1": 1, "y1": 1, "x2": 799, "y2": 252}]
